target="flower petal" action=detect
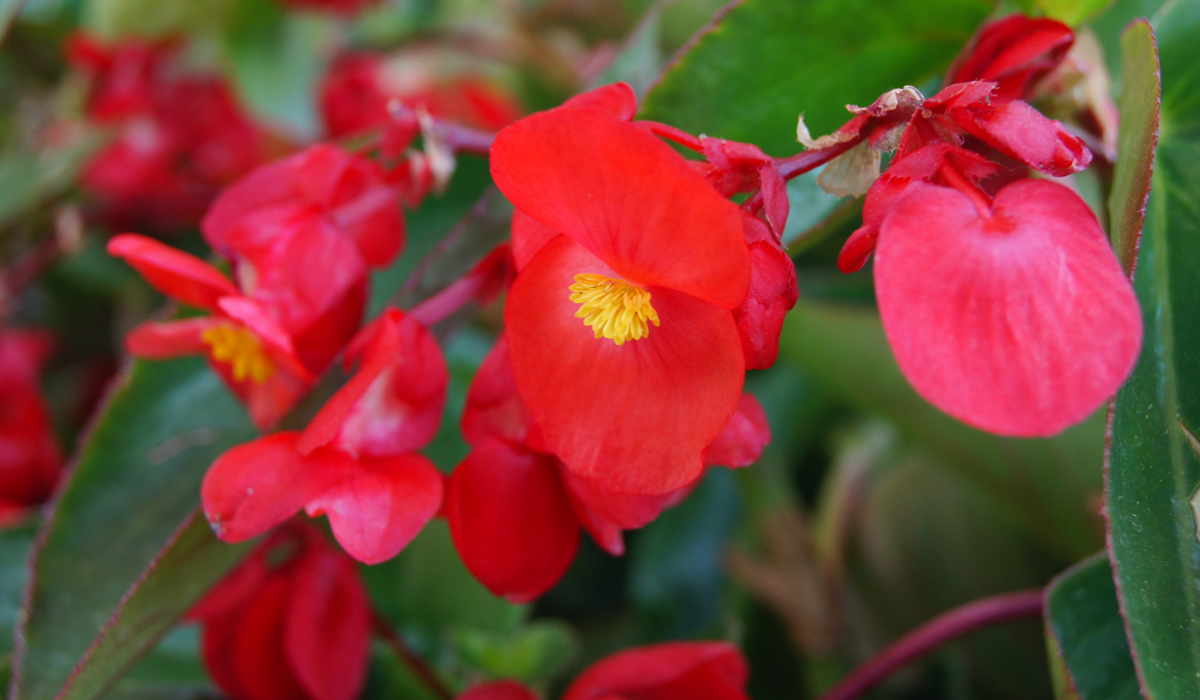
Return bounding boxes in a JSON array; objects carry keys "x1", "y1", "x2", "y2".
[
  {"x1": 125, "y1": 318, "x2": 216, "y2": 358},
  {"x1": 459, "y1": 681, "x2": 541, "y2": 700},
  {"x1": 506, "y1": 236, "x2": 744, "y2": 495},
  {"x1": 561, "y1": 82, "x2": 637, "y2": 120},
  {"x1": 491, "y1": 108, "x2": 750, "y2": 308},
  {"x1": 562, "y1": 471, "x2": 674, "y2": 556},
  {"x1": 563, "y1": 642, "x2": 749, "y2": 700},
  {"x1": 875, "y1": 179, "x2": 1142, "y2": 436},
  {"x1": 446, "y1": 439, "x2": 579, "y2": 603},
  {"x1": 202, "y1": 433, "x2": 350, "y2": 542},
  {"x1": 705, "y1": 392, "x2": 771, "y2": 468},
  {"x1": 284, "y1": 543, "x2": 372, "y2": 700},
  {"x1": 511, "y1": 209, "x2": 561, "y2": 273},
  {"x1": 305, "y1": 453, "x2": 443, "y2": 564},
  {"x1": 108, "y1": 233, "x2": 238, "y2": 310},
  {"x1": 224, "y1": 576, "x2": 310, "y2": 700}
]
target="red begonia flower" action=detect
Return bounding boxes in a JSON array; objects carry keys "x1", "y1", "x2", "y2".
[
  {"x1": 458, "y1": 681, "x2": 540, "y2": 700},
  {"x1": 492, "y1": 105, "x2": 751, "y2": 495},
  {"x1": 204, "y1": 144, "x2": 403, "y2": 270},
  {"x1": 875, "y1": 178, "x2": 1142, "y2": 436},
  {"x1": 947, "y1": 14, "x2": 1074, "y2": 102},
  {"x1": 68, "y1": 35, "x2": 272, "y2": 229},
  {"x1": 108, "y1": 234, "x2": 318, "y2": 429},
  {"x1": 447, "y1": 337, "x2": 767, "y2": 599},
  {"x1": 320, "y1": 51, "x2": 520, "y2": 139},
  {"x1": 190, "y1": 524, "x2": 371, "y2": 700},
  {"x1": 0, "y1": 329, "x2": 62, "y2": 520},
  {"x1": 203, "y1": 309, "x2": 446, "y2": 563},
  {"x1": 563, "y1": 641, "x2": 750, "y2": 700}
]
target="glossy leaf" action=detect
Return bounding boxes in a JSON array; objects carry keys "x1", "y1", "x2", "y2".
[
  {"x1": 638, "y1": 0, "x2": 991, "y2": 156},
  {"x1": 779, "y1": 301, "x2": 1105, "y2": 560},
  {"x1": 1108, "y1": 20, "x2": 1161, "y2": 276},
  {"x1": 1104, "y1": 6, "x2": 1200, "y2": 698},
  {"x1": 12, "y1": 358, "x2": 257, "y2": 700},
  {"x1": 1043, "y1": 553, "x2": 1139, "y2": 700},
  {"x1": 56, "y1": 513, "x2": 253, "y2": 700}
]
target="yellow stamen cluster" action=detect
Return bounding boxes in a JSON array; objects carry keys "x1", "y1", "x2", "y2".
[
  {"x1": 569, "y1": 273, "x2": 660, "y2": 345},
  {"x1": 202, "y1": 324, "x2": 275, "y2": 383}
]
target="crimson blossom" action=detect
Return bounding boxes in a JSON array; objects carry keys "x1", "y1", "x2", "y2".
[
  {"x1": 202, "y1": 309, "x2": 446, "y2": 564},
  {"x1": 188, "y1": 523, "x2": 371, "y2": 700},
  {"x1": 0, "y1": 329, "x2": 62, "y2": 523},
  {"x1": 446, "y1": 337, "x2": 769, "y2": 601},
  {"x1": 459, "y1": 641, "x2": 750, "y2": 700},
  {"x1": 491, "y1": 85, "x2": 763, "y2": 497},
  {"x1": 66, "y1": 34, "x2": 273, "y2": 229},
  {"x1": 813, "y1": 18, "x2": 1142, "y2": 436}
]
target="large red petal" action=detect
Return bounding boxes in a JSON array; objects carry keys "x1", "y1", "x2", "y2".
[
  {"x1": 875, "y1": 179, "x2": 1142, "y2": 436},
  {"x1": 510, "y1": 209, "x2": 562, "y2": 273},
  {"x1": 284, "y1": 544, "x2": 372, "y2": 700},
  {"x1": 108, "y1": 234, "x2": 237, "y2": 310},
  {"x1": 491, "y1": 108, "x2": 750, "y2": 308},
  {"x1": 305, "y1": 453, "x2": 443, "y2": 564},
  {"x1": 561, "y1": 82, "x2": 637, "y2": 121},
  {"x1": 228, "y1": 576, "x2": 310, "y2": 700},
  {"x1": 562, "y1": 470, "x2": 673, "y2": 556},
  {"x1": 202, "y1": 433, "x2": 351, "y2": 542},
  {"x1": 506, "y1": 236, "x2": 744, "y2": 495},
  {"x1": 446, "y1": 439, "x2": 580, "y2": 603},
  {"x1": 705, "y1": 392, "x2": 771, "y2": 468},
  {"x1": 563, "y1": 642, "x2": 749, "y2": 700}
]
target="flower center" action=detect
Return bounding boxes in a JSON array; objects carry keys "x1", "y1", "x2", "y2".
[
  {"x1": 569, "y1": 273, "x2": 660, "y2": 346},
  {"x1": 202, "y1": 324, "x2": 275, "y2": 383}
]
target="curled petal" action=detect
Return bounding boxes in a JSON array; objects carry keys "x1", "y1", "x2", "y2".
[
  {"x1": 875, "y1": 179, "x2": 1142, "y2": 436},
  {"x1": 947, "y1": 15, "x2": 1074, "y2": 102},
  {"x1": 948, "y1": 100, "x2": 1091, "y2": 176},
  {"x1": 305, "y1": 454, "x2": 443, "y2": 564},
  {"x1": 447, "y1": 439, "x2": 579, "y2": 603},
  {"x1": 734, "y1": 217, "x2": 798, "y2": 370},
  {"x1": 506, "y1": 236, "x2": 744, "y2": 495},
  {"x1": 202, "y1": 433, "x2": 351, "y2": 542},
  {"x1": 564, "y1": 642, "x2": 750, "y2": 700},
  {"x1": 491, "y1": 108, "x2": 750, "y2": 308},
  {"x1": 563, "y1": 471, "x2": 675, "y2": 556},
  {"x1": 705, "y1": 393, "x2": 771, "y2": 468},
  {"x1": 108, "y1": 234, "x2": 238, "y2": 310}
]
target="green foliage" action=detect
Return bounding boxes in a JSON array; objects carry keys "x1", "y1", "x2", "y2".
[
  {"x1": 638, "y1": 0, "x2": 992, "y2": 156},
  {"x1": 1043, "y1": 553, "x2": 1140, "y2": 700},
  {"x1": 455, "y1": 621, "x2": 581, "y2": 683},
  {"x1": 1104, "y1": 3, "x2": 1200, "y2": 697},
  {"x1": 12, "y1": 358, "x2": 256, "y2": 700}
]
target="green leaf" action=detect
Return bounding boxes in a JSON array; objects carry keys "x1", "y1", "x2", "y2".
[
  {"x1": 81, "y1": 0, "x2": 233, "y2": 38},
  {"x1": 56, "y1": 513, "x2": 253, "y2": 700},
  {"x1": 0, "y1": 523, "x2": 36, "y2": 656},
  {"x1": 454, "y1": 621, "x2": 581, "y2": 683},
  {"x1": 1104, "y1": 5, "x2": 1200, "y2": 698},
  {"x1": 12, "y1": 358, "x2": 256, "y2": 700},
  {"x1": 628, "y1": 468, "x2": 741, "y2": 640},
  {"x1": 0, "y1": 135, "x2": 101, "y2": 230},
  {"x1": 1038, "y1": 0, "x2": 1111, "y2": 26},
  {"x1": 779, "y1": 301, "x2": 1105, "y2": 560},
  {"x1": 1108, "y1": 20, "x2": 1161, "y2": 275},
  {"x1": 638, "y1": 0, "x2": 991, "y2": 157},
  {"x1": 1043, "y1": 553, "x2": 1140, "y2": 700}
]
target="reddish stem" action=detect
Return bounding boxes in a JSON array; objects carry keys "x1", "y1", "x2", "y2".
[
  {"x1": 372, "y1": 612, "x2": 456, "y2": 700},
  {"x1": 817, "y1": 590, "x2": 1044, "y2": 700},
  {"x1": 742, "y1": 135, "x2": 865, "y2": 214}
]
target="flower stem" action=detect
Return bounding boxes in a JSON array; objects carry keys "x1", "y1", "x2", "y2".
[
  {"x1": 816, "y1": 590, "x2": 1044, "y2": 700},
  {"x1": 742, "y1": 136, "x2": 865, "y2": 214},
  {"x1": 372, "y1": 612, "x2": 456, "y2": 700}
]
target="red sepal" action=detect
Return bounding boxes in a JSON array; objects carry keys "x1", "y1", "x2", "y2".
[
  {"x1": 446, "y1": 439, "x2": 580, "y2": 603},
  {"x1": 563, "y1": 642, "x2": 750, "y2": 700},
  {"x1": 705, "y1": 393, "x2": 771, "y2": 468}
]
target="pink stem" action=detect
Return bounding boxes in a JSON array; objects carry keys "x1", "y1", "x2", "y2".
[
  {"x1": 742, "y1": 135, "x2": 865, "y2": 214},
  {"x1": 637, "y1": 120, "x2": 705, "y2": 152},
  {"x1": 817, "y1": 590, "x2": 1044, "y2": 700}
]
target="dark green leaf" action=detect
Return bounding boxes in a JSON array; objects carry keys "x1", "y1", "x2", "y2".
[
  {"x1": 628, "y1": 468, "x2": 741, "y2": 640},
  {"x1": 780, "y1": 301, "x2": 1105, "y2": 560},
  {"x1": 638, "y1": 0, "x2": 991, "y2": 157},
  {"x1": 57, "y1": 513, "x2": 253, "y2": 700},
  {"x1": 0, "y1": 523, "x2": 36, "y2": 656},
  {"x1": 1108, "y1": 20, "x2": 1161, "y2": 275},
  {"x1": 12, "y1": 358, "x2": 256, "y2": 700},
  {"x1": 1104, "y1": 5, "x2": 1200, "y2": 698},
  {"x1": 1043, "y1": 553, "x2": 1140, "y2": 700}
]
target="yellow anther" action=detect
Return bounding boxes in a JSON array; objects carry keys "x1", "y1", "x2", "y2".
[
  {"x1": 569, "y1": 273, "x2": 660, "y2": 346},
  {"x1": 201, "y1": 324, "x2": 275, "y2": 384}
]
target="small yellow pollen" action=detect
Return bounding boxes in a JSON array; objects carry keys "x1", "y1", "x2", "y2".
[
  {"x1": 569, "y1": 273, "x2": 660, "y2": 346},
  {"x1": 201, "y1": 323, "x2": 275, "y2": 384}
]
